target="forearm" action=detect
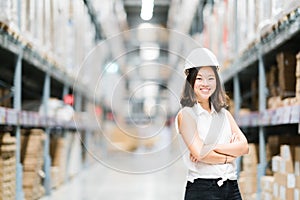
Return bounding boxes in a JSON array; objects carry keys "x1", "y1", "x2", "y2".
[
  {"x1": 200, "y1": 150, "x2": 227, "y2": 164},
  {"x1": 214, "y1": 141, "x2": 248, "y2": 157}
]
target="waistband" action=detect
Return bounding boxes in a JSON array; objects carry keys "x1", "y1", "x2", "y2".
[{"x1": 190, "y1": 178, "x2": 237, "y2": 186}]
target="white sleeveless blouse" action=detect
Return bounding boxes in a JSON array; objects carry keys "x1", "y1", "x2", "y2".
[{"x1": 175, "y1": 103, "x2": 237, "y2": 184}]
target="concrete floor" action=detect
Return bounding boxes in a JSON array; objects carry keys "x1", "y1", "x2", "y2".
[{"x1": 40, "y1": 145, "x2": 187, "y2": 200}]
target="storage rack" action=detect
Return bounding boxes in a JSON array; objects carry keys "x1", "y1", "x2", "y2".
[
  {"x1": 0, "y1": 1, "x2": 101, "y2": 200},
  {"x1": 220, "y1": 5, "x2": 300, "y2": 199}
]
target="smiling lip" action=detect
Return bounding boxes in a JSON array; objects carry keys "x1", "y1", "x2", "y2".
[{"x1": 200, "y1": 88, "x2": 210, "y2": 92}]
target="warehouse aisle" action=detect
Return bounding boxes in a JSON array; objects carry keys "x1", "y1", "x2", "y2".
[{"x1": 40, "y1": 152, "x2": 187, "y2": 200}]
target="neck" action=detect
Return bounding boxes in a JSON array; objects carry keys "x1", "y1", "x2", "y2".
[{"x1": 198, "y1": 101, "x2": 211, "y2": 112}]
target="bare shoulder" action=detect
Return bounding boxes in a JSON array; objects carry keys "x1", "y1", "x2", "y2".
[
  {"x1": 176, "y1": 107, "x2": 196, "y2": 127},
  {"x1": 176, "y1": 110, "x2": 183, "y2": 125}
]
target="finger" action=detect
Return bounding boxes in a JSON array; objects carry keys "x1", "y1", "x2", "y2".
[{"x1": 190, "y1": 154, "x2": 194, "y2": 161}]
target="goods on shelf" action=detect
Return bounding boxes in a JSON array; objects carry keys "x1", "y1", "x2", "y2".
[
  {"x1": 276, "y1": 52, "x2": 296, "y2": 99},
  {"x1": 240, "y1": 135, "x2": 300, "y2": 199},
  {"x1": 0, "y1": 0, "x2": 17, "y2": 26},
  {"x1": 0, "y1": 88, "x2": 12, "y2": 108},
  {"x1": 200, "y1": 0, "x2": 300, "y2": 65},
  {"x1": 239, "y1": 144, "x2": 259, "y2": 200},
  {"x1": 50, "y1": 135, "x2": 67, "y2": 189},
  {"x1": 266, "y1": 51, "x2": 300, "y2": 109},
  {"x1": 38, "y1": 98, "x2": 74, "y2": 122},
  {"x1": 21, "y1": 129, "x2": 45, "y2": 200},
  {"x1": 260, "y1": 176, "x2": 274, "y2": 200},
  {"x1": 269, "y1": 145, "x2": 297, "y2": 199},
  {"x1": 0, "y1": 133, "x2": 16, "y2": 200}
]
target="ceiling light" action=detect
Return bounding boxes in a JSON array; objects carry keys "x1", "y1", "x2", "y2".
[
  {"x1": 140, "y1": 0, "x2": 154, "y2": 21},
  {"x1": 105, "y1": 62, "x2": 119, "y2": 74}
]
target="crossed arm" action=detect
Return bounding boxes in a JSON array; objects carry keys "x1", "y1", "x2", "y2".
[{"x1": 177, "y1": 110, "x2": 249, "y2": 164}]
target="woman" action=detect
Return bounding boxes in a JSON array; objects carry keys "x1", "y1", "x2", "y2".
[{"x1": 175, "y1": 48, "x2": 249, "y2": 200}]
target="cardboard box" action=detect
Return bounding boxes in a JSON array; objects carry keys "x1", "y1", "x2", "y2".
[
  {"x1": 272, "y1": 155, "x2": 281, "y2": 172},
  {"x1": 295, "y1": 188, "x2": 300, "y2": 200},
  {"x1": 294, "y1": 147, "x2": 300, "y2": 175},
  {"x1": 280, "y1": 145, "x2": 293, "y2": 161},
  {"x1": 261, "y1": 192, "x2": 272, "y2": 200},
  {"x1": 261, "y1": 176, "x2": 274, "y2": 193},
  {"x1": 295, "y1": 175, "x2": 300, "y2": 188},
  {"x1": 279, "y1": 185, "x2": 294, "y2": 200},
  {"x1": 274, "y1": 172, "x2": 295, "y2": 188},
  {"x1": 243, "y1": 143, "x2": 258, "y2": 164},
  {"x1": 295, "y1": 161, "x2": 300, "y2": 176},
  {"x1": 273, "y1": 182, "x2": 279, "y2": 198},
  {"x1": 238, "y1": 176, "x2": 257, "y2": 194},
  {"x1": 280, "y1": 160, "x2": 294, "y2": 174},
  {"x1": 276, "y1": 52, "x2": 296, "y2": 98}
]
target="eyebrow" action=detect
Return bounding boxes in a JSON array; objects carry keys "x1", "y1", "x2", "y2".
[{"x1": 196, "y1": 74, "x2": 215, "y2": 77}]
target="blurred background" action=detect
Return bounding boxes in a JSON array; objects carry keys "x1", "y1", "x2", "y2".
[{"x1": 0, "y1": 0, "x2": 299, "y2": 199}]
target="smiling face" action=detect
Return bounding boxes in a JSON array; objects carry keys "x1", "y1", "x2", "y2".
[{"x1": 193, "y1": 66, "x2": 217, "y2": 103}]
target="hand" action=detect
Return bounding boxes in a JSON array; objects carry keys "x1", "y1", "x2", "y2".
[
  {"x1": 225, "y1": 155, "x2": 236, "y2": 163},
  {"x1": 190, "y1": 153, "x2": 199, "y2": 162}
]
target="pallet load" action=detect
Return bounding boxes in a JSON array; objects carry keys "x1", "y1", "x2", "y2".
[
  {"x1": 238, "y1": 143, "x2": 259, "y2": 200},
  {"x1": 21, "y1": 129, "x2": 45, "y2": 200},
  {"x1": 50, "y1": 135, "x2": 66, "y2": 188},
  {"x1": 271, "y1": 145, "x2": 296, "y2": 200},
  {"x1": 0, "y1": 133, "x2": 16, "y2": 200}
]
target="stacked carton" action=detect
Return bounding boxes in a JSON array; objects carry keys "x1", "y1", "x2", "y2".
[
  {"x1": 50, "y1": 135, "x2": 66, "y2": 188},
  {"x1": 271, "y1": 145, "x2": 296, "y2": 200},
  {"x1": 0, "y1": 0, "x2": 17, "y2": 26},
  {"x1": 0, "y1": 133, "x2": 16, "y2": 200},
  {"x1": 296, "y1": 52, "x2": 300, "y2": 101},
  {"x1": 21, "y1": 129, "x2": 45, "y2": 200},
  {"x1": 261, "y1": 176, "x2": 274, "y2": 200},
  {"x1": 276, "y1": 52, "x2": 296, "y2": 99},
  {"x1": 200, "y1": 0, "x2": 300, "y2": 67},
  {"x1": 239, "y1": 144, "x2": 259, "y2": 200},
  {"x1": 1, "y1": 0, "x2": 96, "y2": 79},
  {"x1": 294, "y1": 146, "x2": 300, "y2": 199},
  {"x1": 267, "y1": 51, "x2": 300, "y2": 109}
]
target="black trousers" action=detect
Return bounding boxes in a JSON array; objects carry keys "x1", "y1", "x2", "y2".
[{"x1": 184, "y1": 178, "x2": 242, "y2": 200}]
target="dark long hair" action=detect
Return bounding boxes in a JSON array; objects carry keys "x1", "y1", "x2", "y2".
[{"x1": 180, "y1": 66, "x2": 228, "y2": 112}]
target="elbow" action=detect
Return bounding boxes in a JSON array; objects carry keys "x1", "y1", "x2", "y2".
[{"x1": 243, "y1": 142, "x2": 249, "y2": 155}]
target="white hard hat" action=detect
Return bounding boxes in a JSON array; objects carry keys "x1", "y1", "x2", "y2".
[{"x1": 184, "y1": 48, "x2": 220, "y2": 74}]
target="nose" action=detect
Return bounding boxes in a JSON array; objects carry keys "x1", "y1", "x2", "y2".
[{"x1": 201, "y1": 78, "x2": 208, "y2": 86}]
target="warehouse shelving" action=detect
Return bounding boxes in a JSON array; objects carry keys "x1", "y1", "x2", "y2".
[
  {"x1": 0, "y1": 23, "x2": 90, "y2": 102},
  {"x1": 237, "y1": 104, "x2": 300, "y2": 127},
  {"x1": 0, "y1": 1, "x2": 103, "y2": 200},
  {"x1": 0, "y1": 106, "x2": 99, "y2": 130},
  {"x1": 220, "y1": 5, "x2": 300, "y2": 199}
]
